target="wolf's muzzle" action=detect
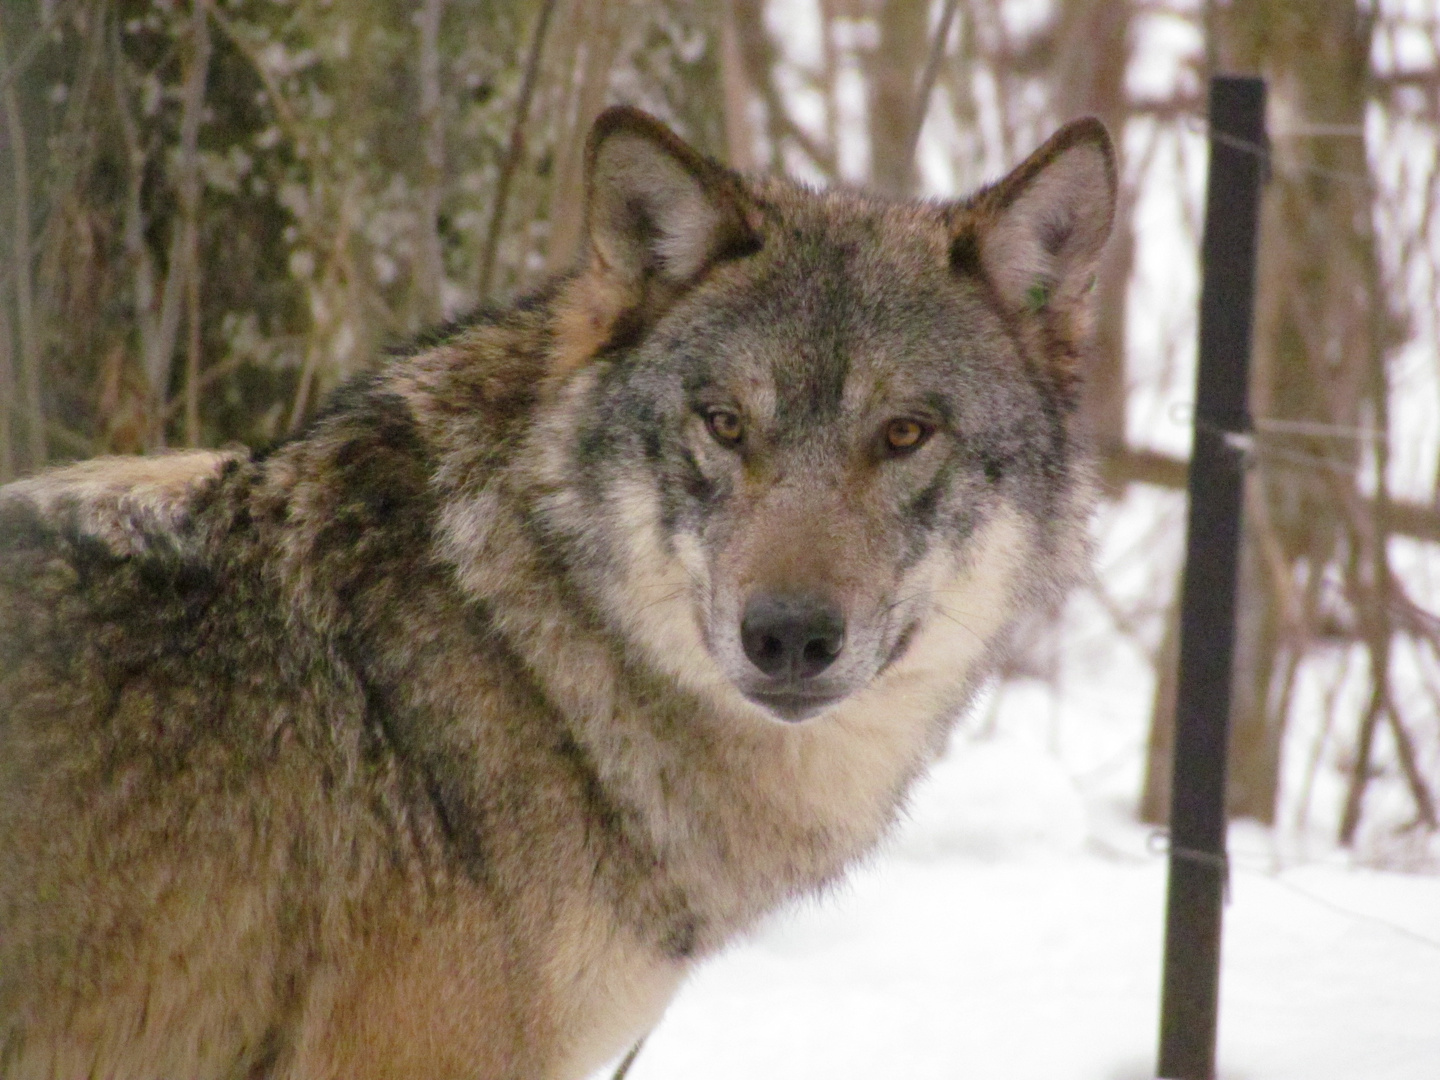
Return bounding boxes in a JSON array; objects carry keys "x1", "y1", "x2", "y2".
[{"x1": 739, "y1": 593, "x2": 846, "y2": 721}]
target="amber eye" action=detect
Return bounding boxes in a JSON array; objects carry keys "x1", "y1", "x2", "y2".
[
  {"x1": 705, "y1": 409, "x2": 745, "y2": 446},
  {"x1": 884, "y1": 418, "x2": 931, "y2": 454}
]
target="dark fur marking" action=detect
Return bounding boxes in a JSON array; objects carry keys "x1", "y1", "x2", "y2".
[
  {"x1": 1039, "y1": 214, "x2": 1074, "y2": 257},
  {"x1": 677, "y1": 449, "x2": 716, "y2": 506},
  {"x1": 552, "y1": 729, "x2": 633, "y2": 858},
  {"x1": 240, "y1": 1023, "x2": 288, "y2": 1080},
  {"x1": 906, "y1": 475, "x2": 944, "y2": 529},
  {"x1": 949, "y1": 227, "x2": 983, "y2": 277},
  {"x1": 660, "y1": 917, "x2": 697, "y2": 960},
  {"x1": 573, "y1": 400, "x2": 619, "y2": 473},
  {"x1": 354, "y1": 671, "x2": 491, "y2": 886},
  {"x1": 921, "y1": 391, "x2": 956, "y2": 427},
  {"x1": 301, "y1": 372, "x2": 386, "y2": 438},
  {"x1": 550, "y1": 726, "x2": 702, "y2": 953},
  {"x1": 309, "y1": 392, "x2": 435, "y2": 566},
  {"x1": 600, "y1": 307, "x2": 649, "y2": 357},
  {"x1": 878, "y1": 619, "x2": 921, "y2": 674},
  {"x1": 714, "y1": 229, "x2": 763, "y2": 265}
]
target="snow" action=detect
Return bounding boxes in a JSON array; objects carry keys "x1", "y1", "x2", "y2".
[{"x1": 594, "y1": 732, "x2": 1440, "y2": 1080}]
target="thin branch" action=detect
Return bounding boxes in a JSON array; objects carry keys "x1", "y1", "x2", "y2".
[
  {"x1": 1099, "y1": 444, "x2": 1440, "y2": 543},
  {"x1": 45, "y1": 421, "x2": 93, "y2": 457},
  {"x1": 1338, "y1": 667, "x2": 1387, "y2": 845},
  {"x1": 416, "y1": 0, "x2": 446, "y2": 323},
  {"x1": 286, "y1": 187, "x2": 358, "y2": 434},
  {"x1": 111, "y1": 13, "x2": 160, "y2": 423},
  {"x1": 161, "y1": 340, "x2": 302, "y2": 425},
  {"x1": 900, "y1": 0, "x2": 962, "y2": 188},
  {"x1": 732, "y1": 0, "x2": 836, "y2": 177},
  {"x1": 185, "y1": 229, "x2": 202, "y2": 447},
  {"x1": 1385, "y1": 707, "x2": 1438, "y2": 830},
  {"x1": 0, "y1": 0, "x2": 81, "y2": 96},
  {"x1": 477, "y1": 0, "x2": 559, "y2": 301},
  {"x1": 1371, "y1": 68, "x2": 1440, "y2": 92},
  {"x1": 145, "y1": 0, "x2": 212, "y2": 448},
  {"x1": 0, "y1": 276, "x2": 13, "y2": 481},
  {"x1": 208, "y1": 5, "x2": 304, "y2": 146}
]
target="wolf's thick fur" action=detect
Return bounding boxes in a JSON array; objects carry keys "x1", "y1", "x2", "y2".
[{"x1": 0, "y1": 109, "x2": 1114, "y2": 1079}]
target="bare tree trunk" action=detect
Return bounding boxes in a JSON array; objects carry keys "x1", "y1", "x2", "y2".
[
  {"x1": 1216, "y1": 0, "x2": 1392, "y2": 828},
  {"x1": 0, "y1": 10, "x2": 43, "y2": 471},
  {"x1": 145, "y1": 0, "x2": 211, "y2": 448},
  {"x1": 897, "y1": 0, "x2": 961, "y2": 179},
  {"x1": 0, "y1": 284, "x2": 13, "y2": 481},
  {"x1": 731, "y1": 0, "x2": 835, "y2": 177},
  {"x1": 1051, "y1": 0, "x2": 1132, "y2": 463},
  {"x1": 1140, "y1": 602, "x2": 1181, "y2": 824},
  {"x1": 416, "y1": 0, "x2": 447, "y2": 324},
  {"x1": 185, "y1": 240, "x2": 202, "y2": 447},
  {"x1": 1226, "y1": 530, "x2": 1286, "y2": 821},
  {"x1": 721, "y1": 0, "x2": 758, "y2": 171},
  {"x1": 862, "y1": 0, "x2": 929, "y2": 196},
  {"x1": 543, "y1": 0, "x2": 623, "y2": 276},
  {"x1": 477, "y1": 0, "x2": 559, "y2": 301}
]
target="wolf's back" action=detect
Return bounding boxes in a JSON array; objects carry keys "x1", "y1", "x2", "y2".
[{"x1": 0, "y1": 452, "x2": 343, "y2": 1076}]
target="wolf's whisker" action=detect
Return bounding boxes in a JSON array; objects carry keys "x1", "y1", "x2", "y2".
[
  {"x1": 930, "y1": 604, "x2": 989, "y2": 648},
  {"x1": 631, "y1": 588, "x2": 689, "y2": 616}
]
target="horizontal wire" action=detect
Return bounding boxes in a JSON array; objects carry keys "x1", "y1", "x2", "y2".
[
  {"x1": 1243, "y1": 865, "x2": 1440, "y2": 953},
  {"x1": 1274, "y1": 122, "x2": 1368, "y2": 138},
  {"x1": 1178, "y1": 415, "x2": 1377, "y2": 475},
  {"x1": 1170, "y1": 403, "x2": 1390, "y2": 457},
  {"x1": 1179, "y1": 117, "x2": 1375, "y2": 187},
  {"x1": 1249, "y1": 443, "x2": 1365, "y2": 476},
  {"x1": 1147, "y1": 831, "x2": 1440, "y2": 951},
  {"x1": 1255, "y1": 416, "x2": 1383, "y2": 441},
  {"x1": 1148, "y1": 830, "x2": 1232, "y2": 902}
]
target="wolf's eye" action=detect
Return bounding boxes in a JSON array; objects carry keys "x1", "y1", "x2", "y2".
[
  {"x1": 884, "y1": 418, "x2": 931, "y2": 455},
  {"x1": 705, "y1": 409, "x2": 744, "y2": 447}
]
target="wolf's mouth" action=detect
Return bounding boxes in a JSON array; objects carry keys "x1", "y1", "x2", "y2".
[{"x1": 743, "y1": 689, "x2": 844, "y2": 723}]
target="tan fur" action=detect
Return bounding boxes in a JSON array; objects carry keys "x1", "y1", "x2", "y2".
[
  {"x1": 2, "y1": 450, "x2": 238, "y2": 556},
  {"x1": 0, "y1": 109, "x2": 1113, "y2": 1079},
  {"x1": 548, "y1": 269, "x2": 639, "y2": 385}
]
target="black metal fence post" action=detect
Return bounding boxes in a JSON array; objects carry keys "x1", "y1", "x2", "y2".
[{"x1": 1156, "y1": 74, "x2": 1267, "y2": 1080}]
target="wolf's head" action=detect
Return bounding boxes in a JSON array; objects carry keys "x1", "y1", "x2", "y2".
[{"x1": 529, "y1": 108, "x2": 1114, "y2": 725}]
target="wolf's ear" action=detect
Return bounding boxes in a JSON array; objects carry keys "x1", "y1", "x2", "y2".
[
  {"x1": 956, "y1": 118, "x2": 1116, "y2": 322},
  {"x1": 584, "y1": 106, "x2": 760, "y2": 289}
]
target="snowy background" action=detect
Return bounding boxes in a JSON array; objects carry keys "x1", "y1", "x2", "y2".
[{"x1": 603, "y1": 718, "x2": 1440, "y2": 1080}]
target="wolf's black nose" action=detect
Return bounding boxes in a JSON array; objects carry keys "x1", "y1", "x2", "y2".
[{"x1": 740, "y1": 594, "x2": 845, "y2": 680}]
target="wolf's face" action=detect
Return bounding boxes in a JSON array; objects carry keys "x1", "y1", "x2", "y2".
[{"x1": 536, "y1": 110, "x2": 1114, "y2": 724}]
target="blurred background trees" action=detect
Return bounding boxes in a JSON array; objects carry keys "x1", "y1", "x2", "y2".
[{"x1": 1, "y1": 0, "x2": 1436, "y2": 861}]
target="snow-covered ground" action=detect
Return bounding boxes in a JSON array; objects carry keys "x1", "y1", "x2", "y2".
[{"x1": 602, "y1": 731, "x2": 1440, "y2": 1080}]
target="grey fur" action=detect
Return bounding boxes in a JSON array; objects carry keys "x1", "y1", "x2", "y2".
[{"x1": 0, "y1": 107, "x2": 1114, "y2": 1079}]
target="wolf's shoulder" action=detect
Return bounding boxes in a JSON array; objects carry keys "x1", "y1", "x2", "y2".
[{"x1": 0, "y1": 450, "x2": 244, "y2": 560}]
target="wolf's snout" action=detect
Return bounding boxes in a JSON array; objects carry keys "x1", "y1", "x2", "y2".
[{"x1": 740, "y1": 594, "x2": 845, "y2": 681}]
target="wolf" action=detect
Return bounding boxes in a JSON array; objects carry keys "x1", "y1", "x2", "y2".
[{"x1": 0, "y1": 106, "x2": 1114, "y2": 1079}]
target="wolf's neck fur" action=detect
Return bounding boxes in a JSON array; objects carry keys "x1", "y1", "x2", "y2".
[{"x1": 389, "y1": 326, "x2": 1021, "y2": 960}]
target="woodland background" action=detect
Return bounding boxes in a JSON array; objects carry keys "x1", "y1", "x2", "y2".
[{"x1": 1, "y1": 0, "x2": 1437, "y2": 864}]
